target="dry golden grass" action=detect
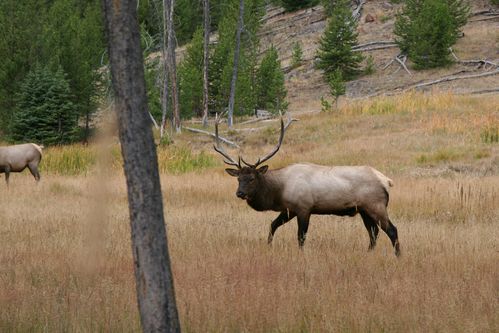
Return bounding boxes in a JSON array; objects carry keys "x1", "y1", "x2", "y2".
[{"x1": 1, "y1": 92, "x2": 498, "y2": 332}]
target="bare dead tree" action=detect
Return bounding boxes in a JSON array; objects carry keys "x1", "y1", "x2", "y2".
[
  {"x1": 160, "y1": 0, "x2": 170, "y2": 139},
  {"x1": 352, "y1": 0, "x2": 366, "y2": 21},
  {"x1": 202, "y1": 0, "x2": 210, "y2": 128},
  {"x1": 227, "y1": 0, "x2": 244, "y2": 128},
  {"x1": 164, "y1": 0, "x2": 181, "y2": 133},
  {"x1": 101, "y1": 0, "x2": 181, "y2": 331}
]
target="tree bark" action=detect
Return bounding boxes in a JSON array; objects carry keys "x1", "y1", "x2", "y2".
[
  {"x1": 165, "y1": 0, "x2": 181, "y2": 133},
  {"x1": 227, "y1": 0, "x2": 244, "y2": 128},
  {"x1": 101, "y1": 1, "x2": 181, "y2": 332},
  {"x1": 202, "y1": 0, "x2": 210, "y2": 128}
]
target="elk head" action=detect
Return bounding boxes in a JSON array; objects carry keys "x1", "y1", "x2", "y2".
[{"x1": 214, "y1": 113, "x2": 294, "y2": 201}]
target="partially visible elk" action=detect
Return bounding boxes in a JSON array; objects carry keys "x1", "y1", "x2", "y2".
[
  {"x1": 0, "y1": 143, "x2": 43, "y2": 185},
  {"x1": 214, "y1": 115, "x2": 400, "y2": 256}
]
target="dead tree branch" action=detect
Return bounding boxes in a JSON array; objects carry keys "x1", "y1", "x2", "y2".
[
  {"x1": 383, "y1": 54, "x2": 412, "y2": 76},
  {"x1": 395, "y1": 55, "x2": 412, "y2": 76}
]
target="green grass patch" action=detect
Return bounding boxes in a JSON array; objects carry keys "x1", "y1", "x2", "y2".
[
  {"x1": 480, "y1": 126, "x2": 498, "y2": 144},
  {"x1": 473, "y1": 149, "x2": 490, "y2": 160},
  {"x1": 40, "y1": 145, "x2": 96, "y2": 175},
  {"x1": 157, "y1": 146, "x2": 217, "y2": 174},
  {"x1": 416, "y1": 148, "x2": 465, "y2": 165},
  {"x1": 39, "y1": 144, "x2": 217, "y2": 176},
  {"x1": 366, "y1": 100, "x2": 397, "y2": 115}
]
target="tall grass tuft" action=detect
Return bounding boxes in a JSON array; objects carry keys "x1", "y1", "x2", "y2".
[
  {"x1": 480, "y1": 125, "x2": 498, "y2": 144},
  {"x1": 39, "y1": 144, "x2": 217, "y2": 176},
  {"x1": 40, "y1": 145, "x2": 96, "y2": 175},
  {"x1": 157, "y1": 146, "x2": 217, "y2": 174},
  {"x1": 342, "y1": 91, "x2": 466, "y2": 115}
]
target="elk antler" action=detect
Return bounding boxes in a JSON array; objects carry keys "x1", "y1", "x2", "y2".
[
  {"x1": 213, "y1": 113, "x2": 241, "y2": 169},
  {"x1": 241, "y1": 112, "x2": 296, "y2": 168}
]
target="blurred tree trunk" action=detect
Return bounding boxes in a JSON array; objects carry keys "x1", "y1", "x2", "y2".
[
  {"x1": 164, "y1": 0, "x2": 181, "y2": 133},
  {"x1": 227, "y1": 0, "x2": 244, "y2": 128},
  {"x1": 101, "y1": 0, "x2": 181, "y2": 331},
  {"x1": 202, "y1": 0, "x2": 210, "y2": 127}
]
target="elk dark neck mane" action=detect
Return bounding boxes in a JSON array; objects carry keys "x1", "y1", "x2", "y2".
[{"x1": 246, "y1": 171, "x2": 283, "y2": 212}]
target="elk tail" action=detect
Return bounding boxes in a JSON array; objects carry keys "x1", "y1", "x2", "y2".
[
  {"x1": 371, "y1": 168, "x2": 394, "y2": 191},
  {"x1": 31, "y1": 143, "x2": 44, "y2": 156}
]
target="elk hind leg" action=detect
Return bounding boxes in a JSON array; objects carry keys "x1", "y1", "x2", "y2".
[
  {"x1": 4, "y1": 166, "x2": 10, "y2": 186},
  {"x1": 28, "y1": 163, "x2": 41, "y2": 182},
  {"x1": 268, "y1": 210, "x2": 296, "y2": 244},
  {"x1": 385, "y1": 219, "x2": 400, "y2": 257},
  {"x1": 367, "y1": 207, "x2": 400, "y2": 257},
  {"x1": 297, "y1": 213, "x2": 310, "y2": 248},
  {"x1": 360, "y1": 211, "x2": 379, "y2": 251}
]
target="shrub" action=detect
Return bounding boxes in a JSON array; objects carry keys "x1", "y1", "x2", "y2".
[{"x1": 364, "y1": 55, "x2": 376, "y2": 75}]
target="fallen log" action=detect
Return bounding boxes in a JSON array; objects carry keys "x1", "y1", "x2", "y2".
[
  {"x1": 352, "y1": 40, "x2": 397, "y2": 49},
  {"x1": 412, "y1": 69, "x2": 499, "y2": 90},
  {"x1": 470, "y1": 88, "x2": 499, "y2": 95},
  {"x1": 353, "y1": 44, "x2": 398, "y2": 52},
  {"x1": 469, "y1": 15, "x2": 499, "y2": 22}
]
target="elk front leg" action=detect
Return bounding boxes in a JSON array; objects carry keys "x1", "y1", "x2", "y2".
[{"x1": 268, "y1": 210, "x2": 296, "y2": 244}]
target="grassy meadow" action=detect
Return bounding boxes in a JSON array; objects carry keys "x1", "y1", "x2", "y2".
[{"x1": 0, "y1": 92, "x2": 498, "y2": 332}]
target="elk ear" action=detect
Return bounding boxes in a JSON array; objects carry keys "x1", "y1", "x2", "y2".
[
  {"x1": 257, "y1": 165, "x2": 268, "y2": 174},
  {"x1": 225, "y1": 168, "x2": 240, "y2": 177}
]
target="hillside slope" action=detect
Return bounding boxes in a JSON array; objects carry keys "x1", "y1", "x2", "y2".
[{"x1": 258, "y1": 0, "x2": 499, "y2": 113}]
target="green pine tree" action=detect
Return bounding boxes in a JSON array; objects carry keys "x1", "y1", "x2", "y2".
[
  {"x1": 179, "y1": 28, "x2": 204, "y2": 119},
  {"x1": 291, "y1": 41, "x2": 303, "y2": 68},
  {"x1": 209, "y1": 0, "x2": 263, "y2": 117},
  {"x1": 11, "y1": 66, "x2": 78, "y2": 145},
  {"x1": 316, "y1": 0, "x2": 364, "y2": 80},
  {"x1": 256, "y1": 46, "x2": 288, "y2": 114},
  {"x1": 0, "y1": 0, "x2": 46, "y2": 134},
  {"x1": 394, "y1": 0, "x2": 470, "y2": 69},
  {"x1": 44, "y1": 0, "x2": 105, "y2": 142}
]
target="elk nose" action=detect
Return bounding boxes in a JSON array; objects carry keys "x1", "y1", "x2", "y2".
[{"x1": 236, "y1": 191, "x2": 245, "y2": 198}]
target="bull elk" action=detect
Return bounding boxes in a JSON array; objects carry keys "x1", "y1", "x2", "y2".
[
  {"x1": 214, "y1": 115, "x2": 400, "y2": 256},
  {"x1": 0, "y1": 143, "x2": 43, "y2": 185}
]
